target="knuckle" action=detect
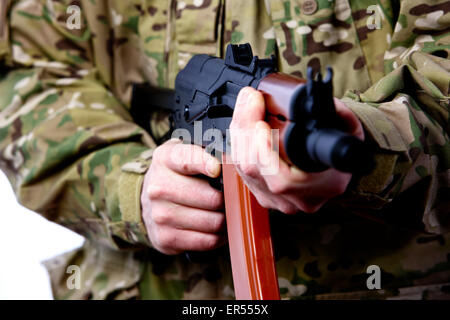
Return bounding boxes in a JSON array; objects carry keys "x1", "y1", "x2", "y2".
[
  {"x1": 151, "y1": 209, "x2": 171, "y2": 226},
  {"x1": 147, "y1": 184, "x2": 167, "y2": 200},
  {"x1": 239, "y1": 163, "x2": 259, "y2": 179},
  {"x1": 202, "y1": 235, "x2": 220, "y2": 251},
  {"x1": 211, "y1": 214, "x2": 225, "y2": 232},
  {"x1": 279, "y1": 203, "x2": 298, "y2": 215},
  {"x1": 267, "y1": 180, "x2": 289, "y2": 195},
  {"x1": 208, "y1": 190, "x2": 224, "y2": 210},
  {"x1": 150, "y1": 226, "x2": 163, "y2": 247},
  {"x1": 301, "y1": 203, "x2": 322, "y2": 214},
  {"x1": 256, "y1": 196, "x2": 272, "y2": 209},
  {"x1": 159, "y1": 230, "x2": 176, "y2": 249},
  {"x1": 148, "y1": 214, "x2": 181, "y2": 256},
  {"x1": 180, "y1": 159, "x2": 191, "y2": 173}
]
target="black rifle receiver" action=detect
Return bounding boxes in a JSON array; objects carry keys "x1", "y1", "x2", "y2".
[
  {"x1": 170, "y1": 44, "x2": 277, "y2": 156},
  {"x1": 131, "y1": 43, "x2": 374, "y2": 174}
]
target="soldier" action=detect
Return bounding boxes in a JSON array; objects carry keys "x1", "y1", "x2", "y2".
[{"x1": 0, "y1": 0, "x2": 449, "y2": 299}]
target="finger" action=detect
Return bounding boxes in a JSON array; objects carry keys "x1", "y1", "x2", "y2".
[
  {"x1": 253, "y1": 120, "x2": 303, "y2": 190},
  {"x1": 147, "y1": 169, "x2": 224, "y2": 211},
  {"x1": 152, "y1": 202, "x2": 226, "y2": 233},
  {"x1": 250, "y1": 120, "x2": 328, "y2": 213},
  {"x1": 249, "y1": 186, "x2": 299, "y2": 215},
  {"x1": 159, "y1": 140, "x2": 222, "y2": 178},
  {"x1": 231, "y1": 89, "x2": 267, "y2": 170},
  {"x1": 282, "y1": 193, "x2": 327, "y2": 214},
  {"x1": 233, "y1": 87, "x2": 264, "y2": 129},
  {"x1": 155, "y1": 227, "x2": 227, "y2": 254},
  {"x1": 254, "y1": 120, "x2": 282, "y2": 177},
  {"x1": 334, "y1": 98, "x2": 365, "y2": 140}
]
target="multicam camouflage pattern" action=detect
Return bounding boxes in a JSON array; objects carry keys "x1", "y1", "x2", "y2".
[{"x1": 0, "y1": 0, "x2": 449, "y2": 300}]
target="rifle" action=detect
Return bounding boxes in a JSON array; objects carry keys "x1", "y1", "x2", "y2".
[{"x1": 131, "y1": 43, "x2": 373, "y2": 300}]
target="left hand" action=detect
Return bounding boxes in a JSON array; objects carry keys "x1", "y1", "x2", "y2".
[{"x1": 229, "y1": 87, "x2": 365, "y2": 214}]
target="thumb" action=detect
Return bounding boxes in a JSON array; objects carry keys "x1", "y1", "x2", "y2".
[
  {"x1": 333, "y1": 98, "x2": 365, "y2": 141},
  {"x1": 232, "y1": 87, "x2": 266, "y2": 130}
]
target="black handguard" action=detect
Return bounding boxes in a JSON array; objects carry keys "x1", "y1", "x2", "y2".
[{"x1": 131, "y1": 43, "x2": 374, "y2": 174}]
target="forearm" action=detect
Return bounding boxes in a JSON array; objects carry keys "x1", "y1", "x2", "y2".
[
  {"x1": 336, "y1": 51, "x2": 449, "y2": 234},
  {"x1": 0, "y1": 67, "x2": 156, "y2": 249},
  {"x1": 0, "y1": 0, "x2": 156, "y2": 250}
]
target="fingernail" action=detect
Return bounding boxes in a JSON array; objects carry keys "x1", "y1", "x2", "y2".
[
  {"x1": 248, "y1": 91, "x2": 257, "y2": 107},
  {"x1": 206, "y1": 158, "x2": 220, "y2": 177},
  {"x1": 237, "y1": 87, "x2": 251, "y2": 105}
]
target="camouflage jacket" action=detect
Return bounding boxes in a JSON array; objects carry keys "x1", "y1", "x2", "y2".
[{"x1": 0, "y1": 0, "x2": 449, "y2": 300}]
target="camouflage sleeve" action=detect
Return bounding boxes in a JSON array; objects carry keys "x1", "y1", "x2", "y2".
[
  {"x1": 337, "y1": 2, "x2": 449, "y2": 235},
  {"x1": 0, "y1": 0, "x2": 155, "y2": 249}
]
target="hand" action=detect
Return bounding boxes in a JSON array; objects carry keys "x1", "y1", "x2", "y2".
[
  {"x1": 141, "y1": 139, "x2": 226, "y2": 255},
  {"x1": 229, "y1": 87, "x2": 365, "y2": 214}
]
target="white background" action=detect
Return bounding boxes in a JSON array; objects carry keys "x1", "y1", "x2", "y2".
[{"x1": 0, "y1": 170, "x2": 84, "y2": 300}]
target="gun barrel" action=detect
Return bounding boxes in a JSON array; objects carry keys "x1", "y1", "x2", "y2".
[{"x1": 258, "y1": 72, "x2": 374, "y2": 173}]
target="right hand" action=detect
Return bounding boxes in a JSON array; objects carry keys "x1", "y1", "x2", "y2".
[{"x1": 141, "y1": 139, "x2": 226, "y2": 255}]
